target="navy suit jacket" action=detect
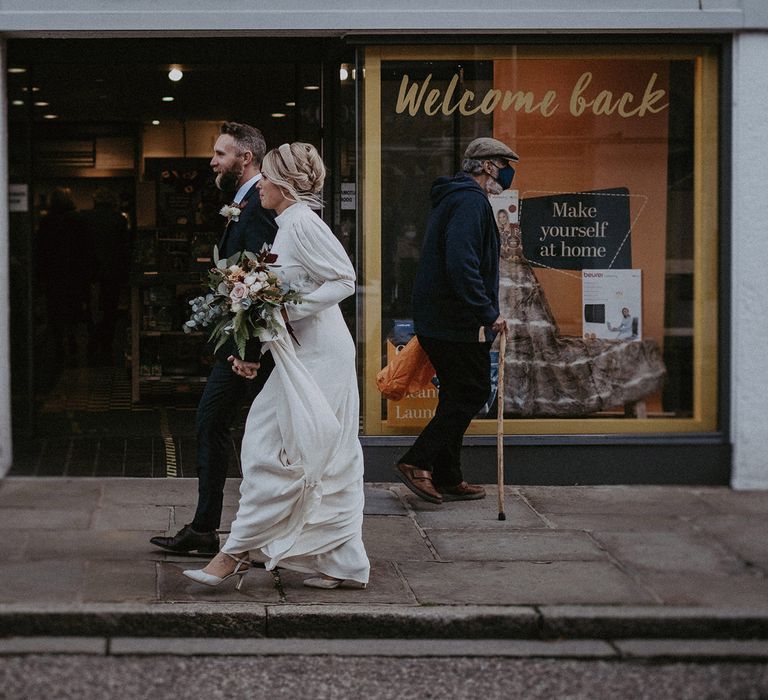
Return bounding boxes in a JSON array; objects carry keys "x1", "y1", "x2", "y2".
[{"x1": 214, "y1": 182, "x2": 278, "y2": 362}]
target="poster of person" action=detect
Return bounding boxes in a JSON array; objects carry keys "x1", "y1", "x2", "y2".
[{"x1": 582, "y1": 269, "x2": 642, "y2": 340}]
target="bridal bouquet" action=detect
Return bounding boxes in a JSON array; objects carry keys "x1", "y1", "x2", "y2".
[{"x1": 184, "y1": 244, "x2": 303, "y2": 358}]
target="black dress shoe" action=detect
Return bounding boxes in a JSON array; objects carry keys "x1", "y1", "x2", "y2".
[{"x1": 150, "y1": 524, "x2": 220, "y2": 555}]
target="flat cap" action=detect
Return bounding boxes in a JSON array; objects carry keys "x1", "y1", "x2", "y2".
[{"x1": 464, "y1": 137, "x2": 519, "y2": 163}]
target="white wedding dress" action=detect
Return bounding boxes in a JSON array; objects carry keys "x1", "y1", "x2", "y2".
[{"x1": 221, "y1": 202, "x2": 369, "y2": 584}]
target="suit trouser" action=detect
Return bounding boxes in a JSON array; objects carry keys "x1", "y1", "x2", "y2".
[
  {"x1": 192, "y1": 353, "x2": 275, "y2": 532},
  {"x1": 399, "y1": 335, "x2": 491, "y2": 487}
]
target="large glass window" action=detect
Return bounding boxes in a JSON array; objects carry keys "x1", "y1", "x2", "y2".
[{"x1": 361, "y1": 45, "x2": 719, "y2": 435}]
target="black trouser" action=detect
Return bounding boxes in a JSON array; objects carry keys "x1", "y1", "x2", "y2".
[
  {"x1": 399, "y1": 335, "x2": 491, "y2": 487},
  {"x1": 191, "y1": 352, "x2": 274, "y2": 532}
]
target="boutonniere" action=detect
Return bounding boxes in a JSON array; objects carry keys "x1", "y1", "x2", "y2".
[{"x1": 220, "y1": 199, "x2": 247, "y2": 223}]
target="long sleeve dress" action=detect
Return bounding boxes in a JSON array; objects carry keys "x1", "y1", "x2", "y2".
[{"x1": 221, "y1": 202, "x2": 369, "y2": 585}]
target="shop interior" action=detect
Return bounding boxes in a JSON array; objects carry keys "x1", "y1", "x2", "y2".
[{"x1": 7, "y1": 38, "x2": 356, "y2": 476}]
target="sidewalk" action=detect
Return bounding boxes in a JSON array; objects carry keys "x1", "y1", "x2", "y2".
[{"x1": 1, "y1": 477, "x2": 767, "y2": 640}]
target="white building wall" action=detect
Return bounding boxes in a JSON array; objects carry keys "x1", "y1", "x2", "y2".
[{"x1": 730, "y1": 31, "x2": 768, "y2": 489}]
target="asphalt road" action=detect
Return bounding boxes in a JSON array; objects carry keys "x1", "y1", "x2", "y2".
[{"x1": 2, "y1": 654, "x2": 767, "y2": 700}]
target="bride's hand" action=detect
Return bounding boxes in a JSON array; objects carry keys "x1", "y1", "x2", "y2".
[{"x1": 228, "y1": 356, "x2": 260, "y2": 380}]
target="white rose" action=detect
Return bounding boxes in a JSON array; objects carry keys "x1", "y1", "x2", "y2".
[
  {"x1": 229, "y1": 282, "x2": 248, "y2": 304},
  {"x1": 243, "y1": 273, "x2": 257, "y2": 286}
]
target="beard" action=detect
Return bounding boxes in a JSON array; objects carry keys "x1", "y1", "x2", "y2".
[
  {"x1": 215, "y1": 164, "x2": 244, "y2": 194},
  {"x1": 484, "y1": 177, "x2": 503, "y2": 196}
]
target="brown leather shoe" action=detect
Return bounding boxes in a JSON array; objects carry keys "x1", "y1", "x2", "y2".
[
  {"x1": 394, "y1": 462, "x2": 443, "y2": 504},
  {"x1": 436, "y1": 481, "x2": 486, "y2": 501}
]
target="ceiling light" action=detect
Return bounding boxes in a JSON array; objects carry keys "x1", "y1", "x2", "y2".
[
  {"x1": 21, "y1": 86, "x2": 40, "y2": 93},
  {"x1": 162, "y1": 96, "x2": 174, "y2": 102},
  {"x1": 11, "y1": 100, "x2": 24, "y2": 106},
  {"x1": 152, "y1": 120, "x2": 160, "y2": 125},
  {"x1": 8, "y1": 67, "x2": 27, "y2": 74},
  {"x1": 168, "y1": 68, "x2": 183, "y2": 82},
  {"x1": 271, "y1": 113, "x2": 287, "y2": 118},
  {"x1": 42, "y1": 114, "x2": 58, "y2": 120},
  {"x1": 303, "y1": 85, "x2": 320, "y2": 91},
  {"x1": 285, "y1": 101, "x2": 296, "y2": 107},
  {"x1": 34, "y1": 101, "x2": 49, "y2": 107},
  {"x1": 339, "y1": 67, "x2": 349, "y2": 81}
]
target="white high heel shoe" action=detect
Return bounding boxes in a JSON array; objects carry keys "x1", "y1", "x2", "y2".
[
  {"x1": 302, "y1": 576, "x2": 367, "y2": 590},
  {"x1": 183, "y1": 553, "x2": 251, "y2": 590}
]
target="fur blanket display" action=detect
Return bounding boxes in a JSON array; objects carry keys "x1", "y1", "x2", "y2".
[{"x1": 499, "y1": 226, "x2": 666, "y2": 417}]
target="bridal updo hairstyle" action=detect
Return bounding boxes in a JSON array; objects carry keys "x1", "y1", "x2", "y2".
[{"x1": 261, "y1": 142, "x2": 325, "y2": 209}]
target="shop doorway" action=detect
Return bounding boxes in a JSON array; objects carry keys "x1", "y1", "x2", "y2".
[{"x1": 7, "y1": 38, "x2": 356, "y2": 476}]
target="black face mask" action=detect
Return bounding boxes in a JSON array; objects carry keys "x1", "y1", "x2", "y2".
[{"x1": 495, "y1": 164, "x2": 515, "y2": 190}]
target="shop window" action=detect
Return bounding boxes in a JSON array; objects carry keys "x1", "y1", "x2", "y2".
[{"x1": 361, "y1": 45, "x2": 719, "y2": 435}]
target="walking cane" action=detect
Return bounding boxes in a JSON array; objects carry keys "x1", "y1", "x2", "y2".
[{"x1": 497, "y1": 327, "x2": 507, "y2": 521}]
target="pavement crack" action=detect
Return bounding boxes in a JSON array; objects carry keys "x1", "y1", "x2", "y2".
[
  {"x1": 516, "y1": 488, "x2": 557, "y2": 529},
  {"x1": 585, "y1": 531, "x2": 665, "y2": 604},
  {"x1": 272, "y1": 569, "x2": 287, "y2": 603},
  {"x1": 390, "y1": 486, "x2": 443, "y2": 561}
]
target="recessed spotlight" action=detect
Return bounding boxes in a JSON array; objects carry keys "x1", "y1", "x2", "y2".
[
  {"x1": 11, "y1": 100, "x2": 24, "y2": 106},
  {"x1": 339, "y1": 67, "x2": 349, "y2": 81},
  {"x1": 21, "y1": 86, "x2": 40, "y2": 93},
  {"x1": 34, "y1": 101, "x2": 49, "y2": 107},
  {"x1": 271, "y1": 113, "x2": 287, "y2": 118},
  {"x1": 285, "y1": 101, "x2": 296, "y2": 107},
  {"x1": 152, "y1": 120, "x2": 160, "y2": 125},
  {"x1": 162, "y1": 96, "x2": 175, "y2": 102},
  {"x1": 42, "y1": 114, "x2": 58, "y2": 120},
  {"x1": 303, "y1": 85, "x2": 320, "y2": 91},
  {"x1": 8, "y1": 67, "x2": 27, "y2": 74},
  {"x1": 168, "y1": 68, "x2": 183, "y2": 82}
]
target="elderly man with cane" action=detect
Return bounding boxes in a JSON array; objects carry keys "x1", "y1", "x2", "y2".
[{"x1": 394, "y1": 137, "x2": 517, "y2": 504}]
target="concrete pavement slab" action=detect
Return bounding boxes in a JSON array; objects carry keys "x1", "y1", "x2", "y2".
[
  {"x1": 100, "y1": 477, "x2": 242, "y2": 507},
  {"x1": 81, "y1": 560, "x2": 158, "y2": 603},
  {"x1": 278, "y1": 560, "x2": 417, "y2": 605},
  {"x1": 0, "y1": 478, "x2": 102, "y2": 509},
  {"x1": 0, "y1": 560, "x2": 85, "y2": 603},
  {"x1": 693, "y1": 487, "x2": 768, "y2": 515},
  {"x1": 404, "y1": 490, "x2": 546, "y2": 530},
  {"x1": 361, "y1": 516, "x2": 435, "y2": 561},
  {"x1": 157, "y1": 561, "x2": 281, "y2": 603},
  {"x1": 22, "y1": 529, "x2": 162, "y2": 562},
  {"x1": 636, "y1": 572, "x2": 768, "y2": 608},
  {"x1": 541, "y1": 513, "x2": 689, "y2": 532},
  {"x1": 590, "y1": 530, "x2": 748, "y2": 575},
  {"x1": 0, "y1": 507, "x2": 93, "y2": 531},
  {"x1": 92, "y1": 504, "x2": 173, "y2": 531},
  {"x1": 688, "y1": 514, "x2": 768, "y2": 571},
  {"x1": 397, "y1": 560, "x2": 655, "y2": 605},
  {"x1": 265, "y1": 604, "x2": 539, "y2": 639},
  {"x1": 100, "y1": 478, "x2": 198, "y2": 505},
  {"x1": 520, "y1": 486, "x2": 717, "y2": 517},
  {"x1": 540, "y1": 606, "x2": 768, "y2": 639},
  {"x1": 426, "y1": 530, "x2": 607, "y2": 562},
  {"x1": 0, "y1": 531, "x2": 29, "y2": 561},
  {"x1": 363, "y1": 486, "x2": 407, "y2": 515}
]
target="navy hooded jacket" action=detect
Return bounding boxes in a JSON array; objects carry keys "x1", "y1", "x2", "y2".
[{"x1": 412, "y1": 173, "x2": 500, "y2": 342}]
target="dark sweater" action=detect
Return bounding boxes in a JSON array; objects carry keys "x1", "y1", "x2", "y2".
[{"x1": 412, "y1": 173, "x2": 500, "y2": 342}]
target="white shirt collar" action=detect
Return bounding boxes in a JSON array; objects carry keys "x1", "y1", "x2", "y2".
[{"x1": 233, "y1": 173, "x2": 262, "y2": 205}]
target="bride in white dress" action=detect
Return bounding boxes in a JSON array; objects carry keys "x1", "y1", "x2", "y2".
[{"x1": 184, "y1": 142, "x2": 369, "y2": 590}]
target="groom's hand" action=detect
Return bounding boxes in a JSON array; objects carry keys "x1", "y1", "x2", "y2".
[{"x1": 228, "y1": 355, "x2": 261, "y2": 380}]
